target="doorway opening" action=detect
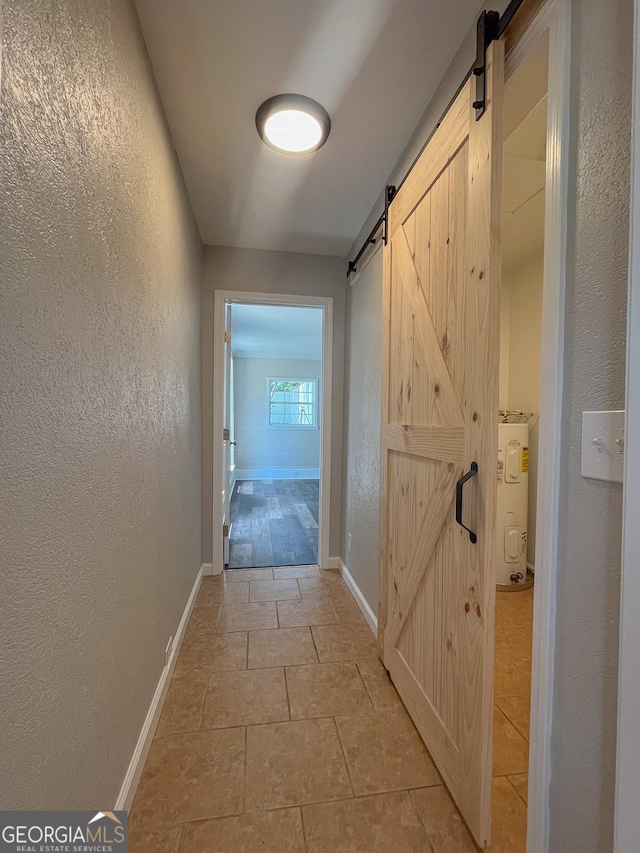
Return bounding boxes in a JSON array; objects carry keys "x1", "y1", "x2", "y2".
[
  {"x1": 227, "y1": 303, "x2": 324, "y2": 569},
  {"x1": 212, "y1": 291, "x2": 333, "y2": 575},
  {"x1": 492, "y1": 30, "x2": 548, "y2": 837}
]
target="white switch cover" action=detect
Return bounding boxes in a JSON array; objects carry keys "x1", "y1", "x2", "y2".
[{"x1": 581, "y1": 410, "x2": 625, "y2": 483}]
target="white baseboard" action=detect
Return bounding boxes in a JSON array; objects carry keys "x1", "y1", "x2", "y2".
[
  {"x1": 327, "y1": 557, "x2": 340, "y2": 569},
  {"x1": 234, "y1": 468, "x2": 320, "y2": 481},
  {"x1": 337, "y1": 558, "x2": 378, "y2": 638},
  {"x1": 114, "y1": 564, "x2": 204, "y2": 811},
  {"x1": 202, "y1": 562, "x2": 219, "y2": 577}
]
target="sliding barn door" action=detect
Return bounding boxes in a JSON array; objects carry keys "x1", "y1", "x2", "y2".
[{"x1": 379, "y1": 42, "x2": 503, "y2": 847}]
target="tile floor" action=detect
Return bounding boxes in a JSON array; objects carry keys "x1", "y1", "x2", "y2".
[{"x1": 129, "y1": 571, "x2": 533, "y2": 852}]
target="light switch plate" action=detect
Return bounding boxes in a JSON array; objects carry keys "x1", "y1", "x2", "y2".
[{"x1": 581, "y1": 410, "x2": 625, "y2": 483}]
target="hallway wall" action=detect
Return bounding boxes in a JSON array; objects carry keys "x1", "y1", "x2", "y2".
[
  {"x1": 341, "y1": 249, "x2": 383, "y2": 614},
  {"x1": 349, "y1": 0, "x2": 631, "y2": 848},
  {"x1": 550, "y1": 0, "x2": 630, "y2": 847},
  {"x1": 201, "y1": 246, "x2": 346, "y2": 563},
  {"x1": 0, "y1": 0, "x2": 202, "y2": 809}
]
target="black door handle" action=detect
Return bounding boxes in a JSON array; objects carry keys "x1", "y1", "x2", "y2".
[{"x1": 456, "y1": 462, "x2": 478, "y2": 544}]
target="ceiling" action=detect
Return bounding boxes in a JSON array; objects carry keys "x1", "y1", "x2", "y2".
[
  {"x1": 231, "y1": 304, "x2": 323, "y2": 359},
  {"x1": 133, "y1": 0, "x2": 484, "y2": 257}
]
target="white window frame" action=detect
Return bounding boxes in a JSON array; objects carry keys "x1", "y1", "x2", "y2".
[{"x1": 266, "y1": 376, "x2": 319, "y2": 429}]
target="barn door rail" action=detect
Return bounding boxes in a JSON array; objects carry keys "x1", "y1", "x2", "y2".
[
  {"x1": 347, "y1": 185, "x2": 396, "y2": 278},
  {"x1": 346, "y1": 0, "x2": 525, "y2": 277}
]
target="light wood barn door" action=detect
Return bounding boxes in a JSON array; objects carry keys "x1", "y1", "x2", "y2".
[{"x1": 378, "y1": 41, "x2": 503, "y2": 847}]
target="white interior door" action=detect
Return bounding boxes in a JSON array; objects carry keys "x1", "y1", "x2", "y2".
[{"x1": 222, "y1": 303, "x2": 233, "y2": 566}]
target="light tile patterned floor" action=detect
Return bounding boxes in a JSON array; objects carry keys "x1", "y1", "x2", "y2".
[{"x1": 129, "y1": 571, "x2": 533, "y2": 852}]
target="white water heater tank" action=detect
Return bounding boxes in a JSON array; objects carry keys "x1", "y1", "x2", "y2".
[{"x1": 495, "y1": 421, "x2": 529, "y2": 586}]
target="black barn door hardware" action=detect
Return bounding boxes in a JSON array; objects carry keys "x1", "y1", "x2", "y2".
[
  {"x1": 346, "y1": 185, "x2": 396, "y2": 279},
  {"x1": 456, "y1": 462, "x2": 479, "y2": 544},
  {"x1": 473, "y1": 0, "x2": 527, "y2": 119},
  {"x1": 346, "y1": 0, "x2": 526, "y2": 276},
  {"x1": 472, "y1": 10, "x2": 500, "y2": 119},
  {"x1": 347, "y1": 222, "x2": 379, "y2": 278},
  {"x1": 383, "y1": 184, "x2": 397, "y2": 245}
]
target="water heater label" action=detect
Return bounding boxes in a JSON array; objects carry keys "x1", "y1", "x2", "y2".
[
  {"x1": 497, "y1": 448, "x2": 504, "y2": 483},
  {"x1": 521, "y1": 448, "x2": 529, "y2": 473}
]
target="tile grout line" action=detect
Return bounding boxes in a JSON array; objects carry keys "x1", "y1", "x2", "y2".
[
  {"x1": 242, "y1": 725, "x2": 248, "y2": 814},
  {"x1": 494, "y1": 696, "x2": 531, "y2": 743},
  {"x1": 283, "y1": 666, "x2": 293, "y2": 722},
  {"x1": 327, "y1": 597, "x2": 340, "y2": 625},
  {"x1": 354, "y1": 661, "x2": 376, "y2": 710},
  {"x1": 245, "y1": 792, "x2": 360, "y2": 816},
  {"x1": 137, "y1": 789, "x2": 440, "y2": 837},
  {"x1": 333, "y1": 716, "x2": 357, "y2": 800},
  {"x1": 162, "y1": 705, "x2": 403, "y2": 737},
  {"x1": 308, "y1": 624, "x2": 320, "y2": 664},
  {"x1": 197, "y1": 674, "x2": 210, "y2": 731},
  {"x1": 299, "y1": 805, "x2": 310, "y2": 853},
  {"x1": 407, "y1": 788, "x2": 439, "y2": 853},
  {"x1": 507, "y1": 774, "x2": 529, "y2": 807}
]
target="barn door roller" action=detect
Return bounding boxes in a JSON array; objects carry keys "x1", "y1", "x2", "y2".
[
  {"x1": 472, "y1": 10, "x2": 500, "y2": 120},
  {"x1": 382, "y1": 184, "x2": 397, "y2": 245}
]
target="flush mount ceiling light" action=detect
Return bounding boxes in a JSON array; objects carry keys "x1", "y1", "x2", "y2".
[{"x1": 256, "y1": 94, "x2": 331, "y2": 154}]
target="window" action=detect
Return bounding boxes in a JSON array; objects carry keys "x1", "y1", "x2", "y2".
[{"x1": 268, "y1": 378, "x2": 319, "y2": 428}]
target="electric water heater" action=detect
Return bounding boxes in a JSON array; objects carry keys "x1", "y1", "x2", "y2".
[{"x1": 495, "y1": 421, "x2": 529, "y2": 587}]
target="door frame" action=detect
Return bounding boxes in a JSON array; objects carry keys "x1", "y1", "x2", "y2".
[
  {"x1": 614, "y1": 0, "x2": 640, "y2": 846},
  {"x1": 212, "y1": 289, "x2": 333, "y2": 574},
  {"x1": 503, "y1": 1, "x2": 570, "y2": 851}
]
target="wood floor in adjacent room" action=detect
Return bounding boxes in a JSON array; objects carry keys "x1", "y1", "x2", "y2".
[
  {"x1": 129, "y1": 570, "x2": 533, "y2": 852},
  {"x1": 229, "y1": 480, "x2": 319, "y2": 569}
]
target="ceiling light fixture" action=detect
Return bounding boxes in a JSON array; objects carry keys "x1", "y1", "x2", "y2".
[{"x1": 256, "y1": 94, "x2": 331, "y2": 155}]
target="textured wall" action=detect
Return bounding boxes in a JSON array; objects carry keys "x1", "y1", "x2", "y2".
[
  {"x1": 549, "y1": 0, "x2": 631, "y2": 848},
  {"x1": 234, "y1": 358, "x2": 321, "y2": 475},
  {"x1": 0, "y1": 0, "x2": 202, "y2": 808},
  {"x1": 341, "y1": 249, "x2": 383, "y2": 612},
  {"x1": 201, "y1": 245, "x2": 346, "y2": 562}
]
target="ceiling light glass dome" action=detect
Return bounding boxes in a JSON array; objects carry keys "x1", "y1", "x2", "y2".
[{"x1": 256, "y1": 94, "x2": 331, "y2": 155}]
